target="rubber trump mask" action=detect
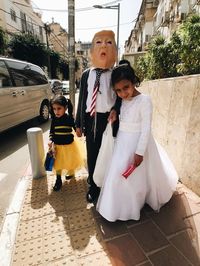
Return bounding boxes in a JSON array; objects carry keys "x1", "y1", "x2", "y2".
[{"x1": 90, "y1": 30, "x2": 117, "y2": 69}]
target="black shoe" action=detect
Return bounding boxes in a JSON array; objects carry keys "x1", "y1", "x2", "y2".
[
  {"x1": 86, "y1": 186, "x2": 100, "y2": 203},
  {"x1": 65, "y1": 175, "x2": 74, "y2": 180},
  {"x1": 53, "y1": 178, "x2": 62, "y2": 191},
  {"x1": 86, "y1": 177, "x2": 91, "y2": 185}
]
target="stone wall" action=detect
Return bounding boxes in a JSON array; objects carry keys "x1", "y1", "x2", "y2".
[{"x1": 139, "y1": 74, "x2": 200, "y2": 195}]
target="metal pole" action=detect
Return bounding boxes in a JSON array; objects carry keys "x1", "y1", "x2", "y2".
[
  {"x1": 68, "y1": 0, "x2": 75, "y2": 108},
  {"x1": 27, "y1": 127, "x2": 46, "y2": 179},
  {"x1": 117, "y1": 3, "x2": 120, "y2": 63},
  {"x1": 44, "y1": 24, "x2": 51, "y2": 79}
]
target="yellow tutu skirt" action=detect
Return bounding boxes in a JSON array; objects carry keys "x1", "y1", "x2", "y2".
[{"x1": 53, "y1": 138, "x2": 85, "y2": 174}]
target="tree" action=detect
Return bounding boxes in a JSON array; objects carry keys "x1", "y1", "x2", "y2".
[
  {"x1": 59, "y1": 59, "x2": 69, "y2": 80},
  {"x1": 49, "y1": 50, "x2": 60, "y2": 78},
  {"x1": 8, "y1": 34, "x2": 48, "y2": 67},
  {"x1": 0, "y1": 27, "x2": 7, "y2": 55},
  {"x1": 176, "y1": 14, "x2": 200, "y2": 75},
  {"x1": 136, "y1": 14, "x2": 200, "y2": 80}
]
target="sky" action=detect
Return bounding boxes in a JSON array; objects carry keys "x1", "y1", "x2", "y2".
[{"x1": 31, "y1": 0, "x2": 142, "y2": 54}]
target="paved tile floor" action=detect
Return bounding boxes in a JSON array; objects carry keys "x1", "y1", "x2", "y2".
[{"x1": 9, "y1": 172, "x2": 200, "y2": 265}]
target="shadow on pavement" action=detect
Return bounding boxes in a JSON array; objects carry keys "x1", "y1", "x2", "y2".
[{"x1": 12, "y1": 177, "x2": 200, "y2": 265}]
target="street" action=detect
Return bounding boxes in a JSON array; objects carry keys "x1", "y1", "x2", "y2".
[{"x1": 0, "y1": 118, "x2": 50, "y2": 228}]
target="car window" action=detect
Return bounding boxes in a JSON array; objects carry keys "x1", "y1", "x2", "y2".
[
  {"x1": 6, "y1": 61, "x2": 48, "y2": 87},
  {"x1": 29, "y1": 65, "x2": 48, "y2": 85},
  {"x1": 0, "y1": 60, "x2": 13, "y2": 88}
]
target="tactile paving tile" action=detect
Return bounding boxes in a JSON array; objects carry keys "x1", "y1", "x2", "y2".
[
  {"x1": 12, "y1": 237, "x2": 43, "y2": 265},
  {"x1": 15, "y1": 217, "x2": 43, "y2": 242},
  {"x1": 79, "y1": 251, "x2": 112, "y2": 265},
  {"x1": 43, "y1": 197, "x2": 66, "y2": 215},
  {"x1": 27, "y1": 176, "x2": 49, "y2": 190},
  {"x1": 43, "y1": 212, "x2": 70, "y2": 235},
  {"x1": 20, "y1": 201, "x2": 44, "y2": 221},
  {"x1": 43, "y1": 231, "x2": 73, "y2": 263},
  {"x1": 62, "y1": 178, "x2": 87, "y2": 194},
  {"x1": 70, "y1": 226, "x2": 105, "y2": 258},
  {"x1": 23, "y1": 188, "x2": 48, "y2": 204},
  {"x1": 68, "y1": 209, "x2": 94, "y2": 230},
  {"x1": 64, "y1": 192, "x2": 88, "y2": 211},
  {"x1": 46, "y1": 255, "x2": 79, "y2": 266}
]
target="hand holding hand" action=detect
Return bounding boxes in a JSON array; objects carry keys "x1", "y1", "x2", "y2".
[
  {"x1": 133, "y1": 154, "x2": 143, "y2": 167},
  {"x1": 76, "y1": 128, "x2": 82, "y2": 137},
  {"x1": 108, "y1": 109, "x2": 117, "y2": 123},
  {"x1": 48, "y1": 141, "x2": 53, "y2": 149}
]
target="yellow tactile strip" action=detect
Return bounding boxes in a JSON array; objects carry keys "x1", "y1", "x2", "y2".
[
  {"x1": 70, "y1": 226, "x2": 105, "y2": 258},
  {"x1": 11, "y1": 174, "x2": 113, "y2": 265},
  {"x1": 46, "y1": 255, "x2": 79, "y2": 266},
  {"x1": 16, "y1": 212, "x2": 70, "y2": 243},
  {"x1": 68, "y1": 209, "x2": 95, "y2": 230},
  {"x1": 12, "y1": 237, "x2": 43, "y2": 265},
  {"x1": 43, "y1": 232, "x2": 74, "y2": 263},
  {"x1": 79, "y1": 251, "x2": 112, "y2": 265},
  {"x1": 64, "y1": 192, "x2": 88, "y2": 211}
]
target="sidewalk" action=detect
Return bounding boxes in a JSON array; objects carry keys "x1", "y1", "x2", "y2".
[{"x1": 1, "y1": 169, "x2": 200, "y2": 265}]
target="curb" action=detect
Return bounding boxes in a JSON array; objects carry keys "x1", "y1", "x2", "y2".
[{"x1": 0, "y1": 171, "x2": 31, "y2": 266}]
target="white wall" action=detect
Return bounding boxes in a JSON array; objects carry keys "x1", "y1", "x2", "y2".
[{"x1": 140, "y1": 74, "x2": 200, "y2": 195}]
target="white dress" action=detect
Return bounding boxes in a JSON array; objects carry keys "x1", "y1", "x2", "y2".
[{"x1": 96, "y1": 94, "x2": 178, "y2": 222}]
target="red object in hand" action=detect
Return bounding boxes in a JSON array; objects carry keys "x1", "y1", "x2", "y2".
[{"x1": 122, "y1": 164, "x2": 136, "y2": 178}]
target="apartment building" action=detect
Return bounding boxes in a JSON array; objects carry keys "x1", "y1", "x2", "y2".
[
  {"x1": 125, "y1": 0, "x2": 200, "y2": 54},
  {"x1": 75, "y1": 40, "x2": 91, "y2": 83},
  {"x1": 0, "y1": 0, "x2": 45, "y2": 42},
  {"x1": 48, "y1": 22, "x2": 68, "y2": 59}
]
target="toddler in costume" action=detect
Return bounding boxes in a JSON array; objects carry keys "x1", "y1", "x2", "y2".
[
  {"x1": 96, "y1": 63, "x2": 178, "y2": 221},
  {"x1": 48, "y1": 95, "x2": 84, "y2": 191}
]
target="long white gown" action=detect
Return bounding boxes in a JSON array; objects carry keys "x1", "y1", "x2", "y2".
[{"x1": 96, "y1": 94, "x2": 178, "y2": 222}]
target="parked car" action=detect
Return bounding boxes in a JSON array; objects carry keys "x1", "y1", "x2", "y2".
[
  {"x1": 0, "y1": 57, "x2": 51, "y2": 133},
  {"x1": 49, "y1": 79, "x2": 63, "y2": 95},
  {"x1": 62, "y1": 80, "x2": 70, "y2": 94}
]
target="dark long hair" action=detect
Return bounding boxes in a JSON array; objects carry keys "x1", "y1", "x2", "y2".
[
  {"x1": 111, "y1": 64, "x2": 140, "y2": 88},
  {"x1": 50, "y1": 95, "x2": 73, "y2": 118}
]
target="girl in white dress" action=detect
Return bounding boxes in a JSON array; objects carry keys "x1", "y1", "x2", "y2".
[{"x1": 96, "y1": 63, "x2": 178, "y2": 222}]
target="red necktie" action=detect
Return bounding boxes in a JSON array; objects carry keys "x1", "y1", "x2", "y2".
[{"x1": 90, "y1": 68, "x2": 107, "y2": 117}]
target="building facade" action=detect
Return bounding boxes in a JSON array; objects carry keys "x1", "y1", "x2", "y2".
[
  {"x1": 124, "y1": 0, "x2": 200, "y2": 55},
  {"x1": 48, "y1": 22, "x2": 68, "y2": 60},
  {"x1": 0, "y1": 0, "x2": 45, "y2": 42},
  {"x1": 75, "y1": 41, "x2": 91, "y2": 83}
]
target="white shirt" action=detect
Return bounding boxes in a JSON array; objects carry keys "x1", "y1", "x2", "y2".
[{"x1": 86, "y1": 68, "x2": 116, "y2": 113}]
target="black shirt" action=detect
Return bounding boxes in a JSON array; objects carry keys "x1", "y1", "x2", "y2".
[{"x1": 49, "y1": 114, "x2": 75, "y2": 145}]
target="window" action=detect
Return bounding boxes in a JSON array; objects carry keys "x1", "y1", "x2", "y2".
[
  {"x1": 6, "y1": 61, "x2": 48, "y2": 86},
  {"x1": 20, "y1": 12, "x2": 27, "y2": 32},
  {"x1": 10, "y1": 9, "x2": 17, "y2": 22},
  {"x1": 0, "y1": 60, "x2": 13, "y2": 88}
]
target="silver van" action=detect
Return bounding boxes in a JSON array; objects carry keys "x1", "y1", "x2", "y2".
[{"x1": 0, "y1": 57, "x2": 51, "y2": 133}]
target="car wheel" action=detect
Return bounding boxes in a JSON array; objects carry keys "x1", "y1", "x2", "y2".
[{"x1": 39, "y1": 102, "x2": 49, "y2": 122}]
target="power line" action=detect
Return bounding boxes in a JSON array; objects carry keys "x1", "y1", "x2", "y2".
[
  {"x1": 49, "y1": 30, "x2": 68, "y2": 57},
  {"x1": 77, "y1": 19, "x2": 137, "y2": 31},
  {"x1": 30, "y1": 0, "x2": 121, "y2": 12}
]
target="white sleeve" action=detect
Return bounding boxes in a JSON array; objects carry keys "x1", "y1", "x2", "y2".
[{"x1": 135, "y1": 96, "x2": 152, "y2": 156}]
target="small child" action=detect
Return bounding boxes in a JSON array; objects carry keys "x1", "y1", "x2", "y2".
[
  {"x1": 48, "y1": 95, "x2": 84, "y2": 191},
  {"x1": 96, "y1": 63, "x2": 178, "y2": 221}
]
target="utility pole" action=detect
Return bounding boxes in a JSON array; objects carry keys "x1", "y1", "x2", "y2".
[
  {"x1": 68, "y1": 0, "x2": 75, "y2": 107},
  {"x1": 44, "y1": 23, "x2": 51, "y2": 79}
]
